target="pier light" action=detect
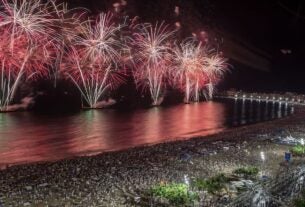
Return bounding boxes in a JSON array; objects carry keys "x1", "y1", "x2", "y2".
[
  {"x1": 184, "y1": 174, "x2": 190, "y2": 186},
  {"x1": 260, "y1": 151, "x2": 265, "y2": 162}
]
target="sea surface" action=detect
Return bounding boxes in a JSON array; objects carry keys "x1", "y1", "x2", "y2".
[{"x1": 0, "y1": 99, "x2": 293, "y2": 167}]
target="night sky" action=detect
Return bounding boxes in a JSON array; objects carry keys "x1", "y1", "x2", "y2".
[
  {"x1": 214, "y1": 0, "x2": 305, "y2": 92},
  {"x1": 65, "y1": 0, "x2": 305, "y2": 91}
]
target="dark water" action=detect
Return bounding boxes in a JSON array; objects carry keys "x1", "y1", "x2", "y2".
[{"x1": 0, "y1": 99, "x2": 293, "y2": 167}]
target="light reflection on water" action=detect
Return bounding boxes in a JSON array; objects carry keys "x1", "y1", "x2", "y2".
[{"x1": 0, "y1": 99, "x2": 293, "y2": 166}]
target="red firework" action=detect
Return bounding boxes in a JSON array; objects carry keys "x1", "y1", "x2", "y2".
[
  {"x1": 171, "y1": 39, "x2": 228, "y2": 102},
  {"x1": 0, "y1": 0, "x2": 57, "y2": 110},
  {"x1": 61, "y1": 12, "x2": 126, "y2": 108},
  {"x1": 0, "y1": 29, "x2": 54, "y2": 78},
  {"x1": 130, "y1": 22, "x2": 175, "y2": 105}
]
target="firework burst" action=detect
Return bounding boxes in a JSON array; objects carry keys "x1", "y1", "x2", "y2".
[
  {"x1": 62, "y1": 12, "x2": 126, "y2": 108},
  {"x1": 73, "y1": 12, "x2": 125, "y2": 65},
  {"x1": 131, "y1": 22, "x2": 175, "y2": 106},
  {"x1": 203, "y1": 53, "x2": 228, "y2": 99},
  {"x1": 0, "y1": 0, "x2": 55, "y2": 48},
  {"x1": 49, "y1": 1, "x2": 88, "y2": 87},
  {"x1": 0, "y1": 0, "x2": 56, "y2": 111},
  {"x1": 172, "y1": 39, "x2": 227, "y2": 103}
]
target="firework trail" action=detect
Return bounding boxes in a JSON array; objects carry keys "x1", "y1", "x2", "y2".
[
  {"x1": 131, "y1": 22, "x2": 175, "y2": 106},
  {"x1": 62, "y1": 13, "x2": 126, "y2": 108},
  {"x1": 172, "y1": 38, "x2": 227, "y2": 103},
  {"x1": 49, "y1": 1, "x2": 88, "y2": 87},
  {"x1": 172, "y1": 39, "x2": 207, "y2": 103},
  {"x1": 0, "y1": 0, "x2": 56, "y2": 111},
  {"x1": 203, "y1": 53, "x2": 228, "y2": 99},
  {"x1": 73, "y1": 13, "x2": 125, "y2": 65}
]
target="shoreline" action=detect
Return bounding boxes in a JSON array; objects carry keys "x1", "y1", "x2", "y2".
[{"x1": 1, "y1": 92, "x2": 305, "y2": 206}]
